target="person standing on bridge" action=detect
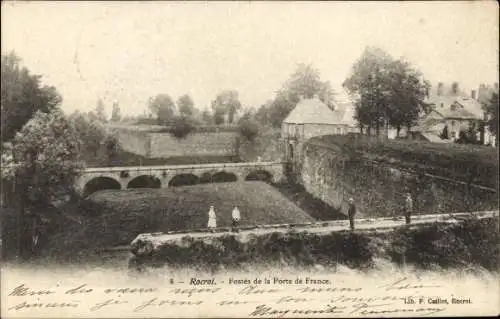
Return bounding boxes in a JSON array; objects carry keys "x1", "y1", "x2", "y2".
[
  {"x1": 347, "y1": 198, "x2": 356, "y2": 231},
  {"x1": 404, "y1": 192, "x2": 413, "y2": 225},
  {"x1": 232, "y1": 206, "x2": 241, "y2": 233},
  {"x1": 207, "y1": 206, "x2": 217, "y2": 231}
]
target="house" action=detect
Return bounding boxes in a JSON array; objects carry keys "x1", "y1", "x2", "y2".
[
  {"x1": 281, "y1": 97, "x2": 357, "y2": 164},
  {"x1": 410, "y1": 82, "x2": 496, "y2": 145}
]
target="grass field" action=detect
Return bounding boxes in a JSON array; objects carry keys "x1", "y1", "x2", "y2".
[
  {"x1": 43, "y1": 182, "x2": 314, "y2": 257},
  {"x1": 308, "y1": 134, "x2": 498, "y2": 189}
]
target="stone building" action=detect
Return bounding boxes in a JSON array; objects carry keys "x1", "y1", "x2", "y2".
[
  {"x1": 411, "y1": 82, "x2": 497, "y2": 146},
  {"x1": 281, "y1": 98, "x2": 357, "y2": 174}
]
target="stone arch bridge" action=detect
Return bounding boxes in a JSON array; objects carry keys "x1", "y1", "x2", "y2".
[{"x1": 76, "y1": 161, "x2": 284, "y2": 197}]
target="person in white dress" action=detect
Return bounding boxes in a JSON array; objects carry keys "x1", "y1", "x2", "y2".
[
  {"x1": 207, "y1": 206, "x2": 217, "y2": 231},
  {"x1": 232, "y1": 206, "x2": 241, "y2": 233}
]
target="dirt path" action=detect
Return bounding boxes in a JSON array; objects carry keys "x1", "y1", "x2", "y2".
[{"x1": 131, "y1": 210, "x2": 499, "y2": 248}]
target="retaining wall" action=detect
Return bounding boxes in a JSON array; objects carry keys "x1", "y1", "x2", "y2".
[
  {"x1": 301, "y1": 141, "x2": 499, "y2": 218},
  {"x1": 111, "y1": 126, "x2": 239, "y2": 158}
]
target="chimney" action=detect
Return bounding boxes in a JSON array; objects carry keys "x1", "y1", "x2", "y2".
[
  {"x1": 471, "y1": 90, "x2": 476, "y2": 100},
  {"x1": 437, "y1": 82, "x2": 444, "y2": 96},
  {"x1": 478, "y1": 84, "x2": 487, "y2": 102},
  {"x1": 451, "y1": 82, "x2": 459, "y2": 95}
]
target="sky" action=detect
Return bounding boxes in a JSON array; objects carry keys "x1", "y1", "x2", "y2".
[{"x1": 2, "y1": 1, "x2": 498, "y2": 117}]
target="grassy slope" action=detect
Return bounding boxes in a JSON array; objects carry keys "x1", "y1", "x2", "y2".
[
  {"x1": 308, "y1": 134, "x2": 499, "y2": 189},
  {"x1": 45, "y1": 182, "x2": 314, "y2": 255}
]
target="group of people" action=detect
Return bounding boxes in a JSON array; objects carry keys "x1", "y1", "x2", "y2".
[
  {"x1": 347, "y1": 192, "x2": 414, "y2": 231},
  {"x1": 206, "y1": 192, "x2": 414, "y2": 233},
  {"x1": 207, "y1": 205, "x2": 241, "y2": 232}
]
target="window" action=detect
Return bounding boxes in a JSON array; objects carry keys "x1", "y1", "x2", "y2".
[
  {"x1": 451, "y1": 121, "x2": 456, "y2": 128},
  {"x1": 336, "y1": 127, "x2": 341, "y2": 135}
]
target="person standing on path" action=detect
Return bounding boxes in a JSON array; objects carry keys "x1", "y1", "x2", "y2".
[
  {"x1": 347, "y1": 198, "x2": 356, "y2": 231},
  {"x1": 404, "y1": 192, "x2": 413, "y2": 225},
  {"x1": 232, "y1": 206, "x2": 241, "y2": 233},
  {"x1": 207, "y1": 206, "x2": 217, "y2": 231}
]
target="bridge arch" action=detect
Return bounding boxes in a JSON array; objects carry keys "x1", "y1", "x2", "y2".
[
  {"x1": 199, "y1": 172, "x2": 214, "y2": 184},
  {"x1": 127, "y1": 175, "x2": 161, "y2": 189},
  {"x1": 83, "y1": 176, "x2": 121, "y2": 197},
  {"x1": 168, "y1": 173, "x2": 200, "y2": 187},
  {"x1": 211, "y1": 171, "x2": 238, "y2": 183},
  {"x1": 245, "y1": 170, "x2": 273, "y2": 183}
]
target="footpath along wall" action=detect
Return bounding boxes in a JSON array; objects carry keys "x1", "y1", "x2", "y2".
[
  {"x1": 110, "y1": 125, "x2": 240, "y2": 158},
  {"x1": 128, "y1": 211, "x2": 499, "y2": 272},
  {"x1": 300, "y1": 139, "x2": 499, "y2": 218}
]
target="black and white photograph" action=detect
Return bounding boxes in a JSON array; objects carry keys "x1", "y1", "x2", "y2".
[{"x1": 1, "y1": 1, "x2": 499, "y2": 317}]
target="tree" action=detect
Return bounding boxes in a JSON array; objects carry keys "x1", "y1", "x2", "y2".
[
  {"x1": 212, "y1": 103, "x2": 225, "y2": 125},
  {"x1": 211, "y1": 90, "x2": 242, "y2": 124},
  {"x1": 238, "y1": 107, "x2": 255, "y2": 123},
  {"x1": 283, "y1": 63, "x2": 335, "y2": 106},
  {"x1": 110, "y1": 100, "x2": 121, "y2": 122},
  {"x1": 68, "y1": 111, "x2": 120, "y2": 166},
  {"x1": 177, "y1": 94, "x2": 195, "y2": 118},
  {"x1": 148, "y1": 94, "x2": 175, "y2": 125},
  {"x1": 255, "y1": 63, "x2": 336, "y2": 128},
  {"x1": 104, "y1": 134, "x2": 119, "y2": 165},
  {"x1": 1, "y1": 52, "x2": 62, "y2": 142},
  {"x1": 95, "y1": 99, "x2": 107, "y2": 122},
  {"x1": 1, "y1": 108, "x2": 83, "y2": 258},
  {"x1": 440, "y1": 125, "x2": 449, "y2": 140},
  {"x1": 170, "y1": 116, "x2": 195, "y2": 139},
  {"x1": 343, "y1": 47, "x2": 394, "y2": 136},
  {"x1": 469, "y1": 122, "x2": 480, "y2": 144},
  {"x1": 238, "y1": 119, "x2": 259, "y2": 142},
  {"x1": 68, "y1": 111, "x2": 106, "y2": 159},
  {"x1": 386, "y1": 59, "x2": 431, "y2": 136},
  {"x1": 455, "y1": 123, "x2": 480, "y2": 145},
  {"x1": 1, "y1": 108, "x2": 83, "y2": 202},
  {"x1": 211, "y1": 90, "x2": 240, "y2": 124},
  {"x1": 483, "y1": 91, "x2": 499, "y2": 145},
  {"x1": 343, "y1": 47, "x2": 430, "y2": 137},
  {"x1": 201, "y1": 108, "x2": 212, "y2": 124}
]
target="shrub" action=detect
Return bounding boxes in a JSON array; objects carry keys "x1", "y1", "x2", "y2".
[
  {"x1": 170, "y1": 116, "x2": 194, "y2": 139},
  {"x1": 238, "y1": 119, "x2": 259, "y2": 141}
]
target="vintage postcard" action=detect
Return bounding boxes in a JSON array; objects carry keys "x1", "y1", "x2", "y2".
[{"x1": 1, "y1": 1, "x2": 499, "y2": 318}]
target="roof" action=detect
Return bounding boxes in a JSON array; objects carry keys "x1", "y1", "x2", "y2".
[
  {"x1": 454, "y1": 98, "x2": 484, "y2": 118},
  {"x1": 413, "y1": 115, "x2": 446, "y2": 132},
  {"x1": 425, "y1": 93, "x2": 484, "y2": 120},
  {"x1": 436, "y1": 107, "x2": 476, "y2": 119},
  {"x1": 420, "y1": 132, "x2": 454, "y2": 144},
  {"x1": 283, "y1": 98, "x2": 356, "y2": 125}
]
